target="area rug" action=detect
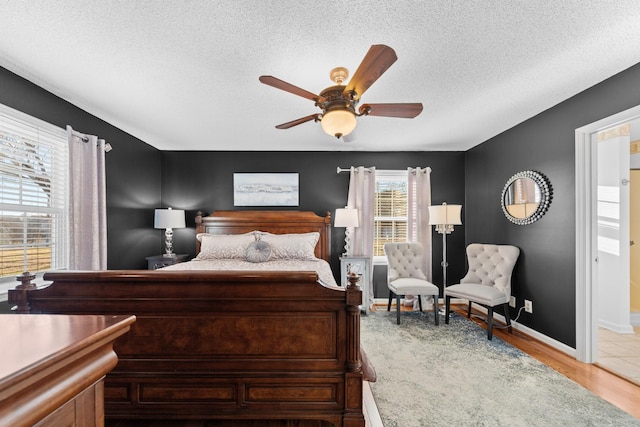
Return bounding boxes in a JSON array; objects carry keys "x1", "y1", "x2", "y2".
[{"x1": 360, "y1": 311, "x2": 640, "y2": 427}]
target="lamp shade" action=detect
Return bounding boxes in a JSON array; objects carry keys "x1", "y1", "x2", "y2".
[
  {"x1": 321, "y1": 109, "x2": 357, "y2": 138},
  {"x1": 428, "y1": 203, "x2": 462, "y2": 225},
  {"x1": 334, "y1": 208, "x2": 359, "y2": 228},
  {"x1": 154, "y1": 208, "x2": 186, "y2": 229}
]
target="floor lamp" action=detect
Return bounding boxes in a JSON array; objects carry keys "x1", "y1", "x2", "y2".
[{"x1": 428, "y1": 202, "x2": 462, "y2": 313}]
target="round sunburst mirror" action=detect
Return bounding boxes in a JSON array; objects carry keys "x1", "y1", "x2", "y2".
[{"x1": 501, "y1": 170, "x2": 551, "y2": 225}]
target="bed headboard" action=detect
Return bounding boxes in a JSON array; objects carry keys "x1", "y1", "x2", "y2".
[{"x1": 195, "y1": 210, "x2": 332, "y2": 262}]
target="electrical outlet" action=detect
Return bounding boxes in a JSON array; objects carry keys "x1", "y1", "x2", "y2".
[
  {"x1": 524, "y1": 299, "x2": 533, "y2": 313},
  {"x1": 509, "y1": 296, "x2": 516, "y2": 308}
]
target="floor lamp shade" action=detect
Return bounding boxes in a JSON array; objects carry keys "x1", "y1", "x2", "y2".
[
  {"x1": 428, "y1": 203, "x2": 462, "y2": 227},
  {"x1": 154, "y1": 207, "x2": 185, "y2": 257}
]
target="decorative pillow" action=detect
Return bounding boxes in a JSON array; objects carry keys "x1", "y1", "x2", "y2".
[
  {"x1": 246, "y1": 240, "x2": 272, "y2": 263},
  {"x1": 196, "y1": 232, "x2": 257, "y2": 260},
  {"x1": 259, "y1": 232, "x2": 319, "y2": 260}
]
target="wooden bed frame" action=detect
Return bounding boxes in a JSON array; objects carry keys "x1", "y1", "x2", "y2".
[{"x1": 8, "y1": 210, "x2": 365, "y2": 426}]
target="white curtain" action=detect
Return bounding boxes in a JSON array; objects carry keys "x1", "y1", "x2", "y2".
[
  {"x1": 346, "y1": 166, "x2": 376, "y2": 303},
  {"x1": 408, "y1": 167, "x2": 433, "y2": 280},
  {"x1": 67, "y1": 125, "x2": 107, "y2": 270},
  {"x1": 406, "y1": 167, "x2": 433, "y2": 309}
]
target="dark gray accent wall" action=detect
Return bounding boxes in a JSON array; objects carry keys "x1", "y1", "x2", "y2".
[
  {"x1": 0, "y1": 66, "x2": 162, "y2": 270},
  {"x1": 6, "y1": 57, "x2": 640, "y2": 347},
  {"x1": 160, "y1": 151, "x2": 466, "y2": 294},
  {"x1": 466, "y1": 62, "x2": 640, "y2": 348}
]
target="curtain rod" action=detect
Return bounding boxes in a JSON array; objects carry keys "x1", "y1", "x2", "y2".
[
  {"x1": 69, "y1": 125, "x2": 112, "y2": 152},
  {"x1": 78, "y1": 135, "x2": 113, "y2": 152},
  {"x1": 409, "y1": 166, "x2": 432, "y2": 174},
  {"x1": 337, "y1": 166, "x2": 430, "y2": 174},
  {"x1": 336, "y1": 166, "x2": 376, "y2": 174}
]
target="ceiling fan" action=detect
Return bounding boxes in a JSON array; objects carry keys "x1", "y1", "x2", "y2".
[{"x1": 259, "y1": 44, "x2": 423, "y2": 139}]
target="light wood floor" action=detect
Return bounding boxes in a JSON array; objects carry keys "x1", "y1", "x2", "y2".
[
  {"x1": 598, "y1": 325, "x2": 640, "y2": 385},
  {"x1": 451, "y1": 304, "x2": 640, "y2": 420}
]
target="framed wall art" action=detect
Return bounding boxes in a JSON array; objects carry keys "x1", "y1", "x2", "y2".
[{"x1": 233, "y1": 173, "x2": 299, "y2": 206}]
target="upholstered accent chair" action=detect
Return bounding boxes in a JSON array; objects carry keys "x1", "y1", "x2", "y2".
[
  {"x1": 445, "y1": 243, "x2": 520, "y2": 340},
  {"x1": 384, "y1": 242, "x2": 440, "y2": 325}
]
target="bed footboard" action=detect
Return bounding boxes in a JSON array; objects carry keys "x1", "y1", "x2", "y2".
[{"x1": 8, "y1": 270, "x2": 364, "y2": 427}]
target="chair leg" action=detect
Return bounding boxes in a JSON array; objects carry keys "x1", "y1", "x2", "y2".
[
  {"x1": 396, "y1": 295, "x2": 402, "y2": 325},
  {"x1": 445, "y1": 296, "x2": 451, "y2": 324},
  {"x1": 487, "y1": 307, "x2": 494, "y2": 340},
  {"x1": 418, "y1": 295, "x2": 423, "y2": 312},
  {"x1": 467, "y1": 301, "x2": 472, "y2": 318},
  {"x1": 433, "y1": 296, "x2": 439, "y2": 326},
  {"x1": 387, "y1": 291, "x2": 393, "y2": 312},
  {"x1": 503, "y1": 303, "x2": 512, "y2": 333}
]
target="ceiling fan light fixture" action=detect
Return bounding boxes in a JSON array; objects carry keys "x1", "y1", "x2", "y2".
[
  {"x1": 261, "y1": 45, "x2": 422, "y2": 137},
  {"x1": 321, "y1": 109, "x2": 357, "y2": 139}
]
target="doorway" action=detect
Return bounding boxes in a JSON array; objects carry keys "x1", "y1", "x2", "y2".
[
  {"x1": 575, "y1": 105, "x2": 640, "y2": 365},
  {"x1": 596, "y1": 169, "x2": 640, "y2": 385}
]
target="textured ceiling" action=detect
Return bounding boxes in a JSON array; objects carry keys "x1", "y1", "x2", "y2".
[{"x1": 1, "y1": 1, "x2": 640, "y2": 151}]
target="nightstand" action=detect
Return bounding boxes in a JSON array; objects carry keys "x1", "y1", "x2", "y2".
[
  {"x1": 146, "y1": 254, "x2": 190, "y2": 270},
  {"x1": 340, "y1": 256, "x2": 371, "y2": 314}
]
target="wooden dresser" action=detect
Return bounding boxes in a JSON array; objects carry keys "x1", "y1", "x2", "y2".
[{"x1": 0, "y1": 314, "x2": 135, "y2": 427}]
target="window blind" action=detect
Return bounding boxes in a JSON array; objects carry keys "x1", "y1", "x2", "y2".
[
  {"x1": 0, "y1": 104, "x2": 68, "y2": 292},
  {"x1": 374, "y1": 171, "x2": 409, "y2": 257}
]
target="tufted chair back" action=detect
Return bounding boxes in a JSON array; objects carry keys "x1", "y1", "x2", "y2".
[
  {"x1": 383, "y1": 241, "x2": 439, "y2": 325},
  {"x1": 460, "y1": 243, "x2": 520, "y2": 298},
  {"x1": 384, "y1": 242, "x2": 427, "y2": 282}
]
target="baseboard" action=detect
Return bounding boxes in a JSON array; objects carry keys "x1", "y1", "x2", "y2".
[
  {"x1": 363, "y1": 380, "x2": 383, "y2": 427},
  {"x1": 371, "y1": 298, "x2": 577, "y2": 358},
  {"x1": 469, "y1": 303, "x2": 577, "y2": 358},
  {"x1": 599, "y1": 318, "x2": 635, "y2": 334},
  {"x1": 630, "y1": 312, "x2": 640, "y2": 327}
]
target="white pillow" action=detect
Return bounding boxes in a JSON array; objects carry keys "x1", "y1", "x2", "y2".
[
  {"x1": 259, "y1": 232, "x2": 319, "y2": 260},
  {"x1": 196, "y1": 232, "x2": 257, "y2": 260}
]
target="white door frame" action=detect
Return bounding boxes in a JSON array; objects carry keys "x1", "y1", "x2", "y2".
[{"x1": 575, "y1": 104, "x2": 640, "y2": 363}]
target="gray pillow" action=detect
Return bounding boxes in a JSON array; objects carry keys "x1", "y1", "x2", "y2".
[{"x1": 246, "y1": 240, "x2": 271, "y2": 263}]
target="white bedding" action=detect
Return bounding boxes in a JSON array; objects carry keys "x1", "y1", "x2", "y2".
[{"x1": 160, "y1": 258, "x2": 339, "y2": 287}]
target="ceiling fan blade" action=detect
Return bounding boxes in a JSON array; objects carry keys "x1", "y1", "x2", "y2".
[
  {"x1": 359, "y1": 103, "x2": 423, "y2": 118},
  {"x1": 344, "y1": 45, "x2": 398, "y2": 100},
  {"x1": 259, "y1": 75, "x2": 325, "y2": 103},
  {"x1": 275, "y1": 114, "x2": 321, "y2": 129}
]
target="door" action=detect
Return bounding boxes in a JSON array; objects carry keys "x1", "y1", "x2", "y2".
[
  {"x1": 596, "y1": 127, "x2": 633, "y2": 334},
  {"x1": 631, "y1": 170, "x2": 640, "y2": 315}
]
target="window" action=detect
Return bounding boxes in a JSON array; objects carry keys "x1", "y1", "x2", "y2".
[
  {"x1": 0, "y1": 104, "x2": 68, "y2": 299},
  {"x1": 374, "y1": 170, "x2": 409, "y2": 262}
]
